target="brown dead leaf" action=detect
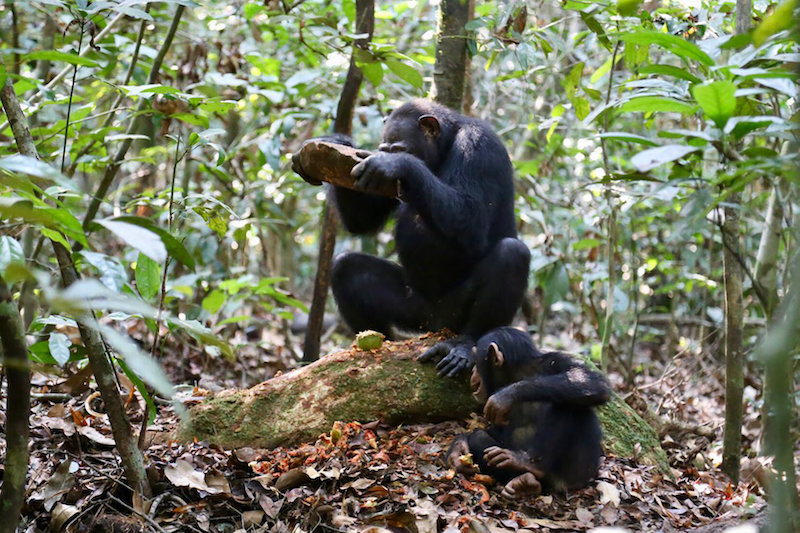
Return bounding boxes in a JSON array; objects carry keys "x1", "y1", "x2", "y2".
[
  {"x1": 576, "y1": 507, "x2": 594, "y2": 525},
  {"x1": 165, "y1": 459, "x2": 210, "y2": 492},
  {"x1": 76, "y1": 425, "x2": 115, "y2": 446},
  {"x1": 597, "y1": 481, "x2": 621, "y2": 506}
]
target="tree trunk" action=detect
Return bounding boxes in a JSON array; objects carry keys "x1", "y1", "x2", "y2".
[
  {"x1": 720, "y1": 0, "x2": 751, "y2": 484},
  {"x1": 431, "y1": 0, "x2": 473, "y2": 110},
  {"x1": 720, "y1": 198, "x2": 744, "y2": 483},
  {"x1": 303, "y1": 0, "x2": 375, "y2": 363},
  {"x1": 0, "y1": 79, "x2": 152, "y2": 499},
  {"x1": 0, "y1": 275, "x2": 30, "y2": 533},
  {"x1": 186, "y1": 334, "x2": 669, "y2": 473}
]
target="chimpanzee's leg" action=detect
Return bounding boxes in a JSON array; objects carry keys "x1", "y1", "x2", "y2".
[
  {"x1": 531, "y1": 405, "x2": 604, "y2": 492},
  {"x1": 465, "y1": 429, "x2": 519, "y2": 484},
  {"x1": 331, "y1": 252, "x2": 433, "y2": 338},
  {"x1": 420, "y1": 238, "x2": 530, "y2": 376},
  {"x1": 458, "y1": 237, "x2": 531, "y2": 337}
]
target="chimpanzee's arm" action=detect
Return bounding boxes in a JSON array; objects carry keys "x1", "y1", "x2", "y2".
[
  {"x1": 333, "y1": 187, "x2": 399, "y2": 234},
  {"x1": 495, "y1": 354, "x2": 611, "y2": 407},
  {"x1": 352, "y1": 141, "x2": 504, "y2": 254}
]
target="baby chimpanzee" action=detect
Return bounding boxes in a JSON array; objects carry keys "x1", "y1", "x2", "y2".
[{"x1": 447, "y1": 327, "x2": 610, "y2": 498}]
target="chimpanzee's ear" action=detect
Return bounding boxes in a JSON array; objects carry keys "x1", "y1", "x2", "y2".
[
  {"x1": 418, "y1": 114, "x2": 441, "y2": 139},
  {"x1": 488, "y1": 342, "x2": 505, "y2": 367}
]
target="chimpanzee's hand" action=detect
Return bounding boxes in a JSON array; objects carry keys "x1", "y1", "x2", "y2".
[
  {"x1": 446, "y1": 435, "x2": 478, "y2": 475},
  {"x1": 351, "y1": 151, "x2": 402, "y2": 193},
  {"x1": 484, "y1": 447, "x2": 532, "y2": 472},
  {"x1": 291, "y1": 140, "x2": 323, "y2": 186},
  {"x1": 484, "y1": 392, "x2": 513, "y2": 425},
  {"x1": 418, "y1": 339, "x2": 474, "y2": 378}
]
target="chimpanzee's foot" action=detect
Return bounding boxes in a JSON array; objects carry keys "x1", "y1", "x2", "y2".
[{"x1": 501, "y1": 473, "x2": 542, "y2": 499}]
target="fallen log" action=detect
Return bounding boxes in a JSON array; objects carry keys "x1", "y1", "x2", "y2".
[
  {"x1": 184, "y1": 333, "x2": 669, "y2": 472},
  {"x1": 291, "y1": 140, "x2": 398, "y2": 198}
]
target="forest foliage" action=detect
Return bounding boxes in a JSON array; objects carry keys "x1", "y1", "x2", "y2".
[{"x1": 0, "y1": 0, "x2": 798, "y2": 530}]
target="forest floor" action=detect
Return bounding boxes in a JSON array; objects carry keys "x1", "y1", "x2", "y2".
[{"x1": 9, "y1": 320, "x2": 785, "y2": 532}]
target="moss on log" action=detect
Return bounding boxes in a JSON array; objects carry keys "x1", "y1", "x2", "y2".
[{"x1": 184, "y1": 334, "x2": 669, "y2": 473}]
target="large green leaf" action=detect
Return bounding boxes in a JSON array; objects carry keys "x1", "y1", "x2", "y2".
[
  {"x1": 617, "y1": 31, "x2": 714, "y2": 66},
  {"x1": 386, "y1": 60, "x2": 423, "y2": 89},
  {"x1": 95, "y1": 219, "x2": 167, "y2": 263},
  {"x1": 638, "y1": 64, "x2": 701, "y2": 84},
  {"x1": 135, "y1": 252, "x2": 161, "y2": 301},
  {"x1": 111, "y1": 216, "x2": 196, "y2": 270},
  {"x1": 25, "y1": 50, "x2": 98, "y2": 67},
  {"x1": 692, "y1": 81, "x2": 736, "y2": 129},
  {"x1": 618, "y1": 96, "x2": 697, "y2": 115}
]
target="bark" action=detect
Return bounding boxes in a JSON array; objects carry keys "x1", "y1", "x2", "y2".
[
  {"x1": 720, "y1": 0, "x2": 751, "y2": 484},
  {"x1": 0, "y1": 79, "x2": 152, "y2": 498},
  {"x1": 292, "y1": 141, "x2": 395, "y2": 197},
  {"x1": 186, "y1": 334, "x2": 669, "y2": 473},
  {"x1": 302, "y1": 0, "x2": 375, "y2": 363},
  {"x1": 0, "y1": 276, "x2": 30, "y2": 533},
  {"x1": 431, "y1": 0, "x2": 473, "y2": 110},
  {"x1": 721, "y1": 198, "x2": 745, "y2": 484}
]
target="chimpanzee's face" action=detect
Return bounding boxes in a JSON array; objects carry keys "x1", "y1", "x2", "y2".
[
  {"x1": 379, "y1": 114, "x2": 440, "y2": 169},
  {"x1": 470, "y1": 367, "x2": 488, "y2": 403}
]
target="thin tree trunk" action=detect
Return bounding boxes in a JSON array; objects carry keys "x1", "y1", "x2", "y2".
[
  {"x1": 302, "y1": 0, "x2": 375, "y2": 362},
  {"x1": 0, "y1": 275, "x2": 30, "y2": 533},
  {"x1": 0, "y1": 79, "x2": 152, "y2": 498},
  {"x1": 720, "y1": 197, "x2": 744, "y2": 483},
  {"x1": 720, "y1": 0, "x2": 751, "y2": 485},
  {"x1": 431, "y1": 0, "x2": 473, "y2": 110}
]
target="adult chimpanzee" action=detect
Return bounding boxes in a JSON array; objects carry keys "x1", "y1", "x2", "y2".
[
  {"x1": 293, "y1": 99, "x2": 530, "y2": 376},
  {"x1": 446, "y1": 327, "x2": 610, "y2": 498}
]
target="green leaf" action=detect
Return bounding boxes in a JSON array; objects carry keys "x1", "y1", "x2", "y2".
[
  {"x1": 0, "y1": 154, "x2": 79, "y2": 192},
  {"x1": 25, "y1": 50, "x2": 99, "y2": 67},
  {"x1": 95, "y1": 219, "x2": 167, "y2": 263},
  {"x1": 597, "y1": 132, "x2": 659, "y2": 146},
  {"x1": 753, "y1": 0, "x2": 797, "y2": 46},
  {"x1": 617, "y1": 0, "x2": 643, "y2": 15},
  {"x1": 202, "y1": 289, "x2": 226, "y2": 314},
  {"x1": 543, "y1": 262, "x2": 570, "y2": 307},
  {"x1": 578, "y1": 13, "x2": 612, "y2": 50},
  {"x1": 0, "y1": 236, "x2": 25, "y2": 275},
  {"x1": 48, "y1": 332, "x2": 71, "y2": 366},
  {"x1": 617, "y1": 31, "x2": 714, "y2": 66},
  {"x1": 80, "y1": 251, "x2": 127, "y2": 291},
  {"x1": 618, "y1": 96, "x2": 697, "y2": 115},
  {"x1": 100, "y1": 324, "x2": 175, "y2": 398},
  {"x1": 563, "y1": 62, "x2": 584, "y2": 96},
  {"x1": 386, "y1": 60, "x2": 423, "y2": 89},
  {"x1": 638, "y1": 64, "x2": 701, "y2": 84},
  {"x1": 572, "y1": 238, "x2": 602, "y2": 251},
  {"x1": 572, "y1": 97, "x2": 590, "y2": 121},
  {"x1": 692, "y1": 81, "x2": 736, "y2": 129},
  {"x1": 110, "y1": 216, "x2": 195, "y2": 270},
  {"x1": 360, "y1": 62, "x2": 384, "y2": 86},
  {"x1": 630, "y1": 144, "x2": 700, "y2": 172},
  {"x1": 135, "y1": 252, "x2": 161, "y2": 301}
]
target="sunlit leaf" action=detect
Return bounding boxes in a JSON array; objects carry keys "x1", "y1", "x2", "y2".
[
  {"x1": 692, "y1": 81, "x2": 736, "y2": 129},
  {"x1": 617, "y1": 31, "x2": 714, "y2": 66},
  {"x1": 48, "y1": 332, "x2": 71, "y2": 366},
  {"x1": 95, "y1": 219, "x2": 167, "y2": 263},
  {"x1": 630, "y1": 144, "x2": 700, "y2": 172}
]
